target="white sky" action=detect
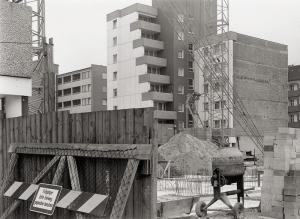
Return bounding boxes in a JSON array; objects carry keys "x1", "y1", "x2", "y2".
[{"x1": 45, "y1": 0, "x2": 300, "y2": 73}]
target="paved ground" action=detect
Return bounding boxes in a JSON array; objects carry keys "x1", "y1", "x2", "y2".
[{"x1": 158, "y1": 186, "x2": 261, "y2": 218}]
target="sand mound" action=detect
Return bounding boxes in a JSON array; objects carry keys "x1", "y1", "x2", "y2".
[{"x1": 158, "y1": 133, "x2": 219, "y2": 176}]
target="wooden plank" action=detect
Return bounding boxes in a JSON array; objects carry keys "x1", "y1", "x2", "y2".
[
  {"x1": 75, "y1": 113, "x2": 82, "y2": 143},
  {"x1": 26, "y1": 116, "x2": 31, "y2": 143},
  {"x1": 52, "y1": 111, "x2": 57, "y2": 143},
  {"x1": 13, "y1": 118, "x2": 19, "y2": 144},
  {"x1": 82, "y1": 113, "x2": 89, "y2": 143},
  {"x1": 71, "y1": 113, "x2": 76, "y2": 143},
  {"x1": 46, "y1": 112, "x2": 52, "y2": 143},
  {"x1": 117, "y1": 110, "x2": 126, "y2": 144},
  {"x1": 89, "y1": 112, "x2": 96, "y2": 143},
  {"x1": 35, "y1": 114, "x2": 41, "y2": 143},
  {"x1": 0, "y1": 119, "x2": 3, "y2": 181},
  {"x1": 125, "y1": 109, "x2": 134, "y2": 144},
  {"x1": 110, "y1": 110, "x2": 118, "y2": 144},
  {"x1": 110, "y1": 159, "x2": 140, "y2": 219},
  {"x1": 63, "y1": 111, "x2": 69, "y2": 143},
  {"x1": 103, "y1": 111, "x2": 110, "y2": 144},
  {"x1": 57, "y1": 111, "x2": 63, "y2": 143},
  {"x1": 41, "y1": 113, "x2": 47, "y2": 143},
  {"x1": 30, "y1": 115, "x2": 36, "y2": 143},
  {"x1": 95, "y1": 111, "x2": 102, "y2": 144}
]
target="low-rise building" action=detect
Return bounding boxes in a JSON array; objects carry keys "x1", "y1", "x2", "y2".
[{"x1": 56, "y1": 65, "x2": 107, "y2": 113}]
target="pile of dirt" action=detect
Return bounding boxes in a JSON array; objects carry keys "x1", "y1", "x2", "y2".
[{"x1": 158, "y1": 133, "x2": 219, "y2": 176}]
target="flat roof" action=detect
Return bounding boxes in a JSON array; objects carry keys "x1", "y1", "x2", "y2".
[{"x1": 107, "y1": 3, "x2": 157, "y2": 22}]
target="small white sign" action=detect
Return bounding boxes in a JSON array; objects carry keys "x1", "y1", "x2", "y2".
[{"x1": 30, "y1": 183, "x2": 62, "y2": 215}]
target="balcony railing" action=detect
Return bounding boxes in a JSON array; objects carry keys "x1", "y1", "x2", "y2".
[
  {"x1": 154, "y1": 110, "x2": 177, "y2": 120},
  {"x1": 142, "y1": 91, "x2": 173, "y2": 102},
  {"x1": 130, "y1": 20, "x2": 161, "y2": 33},
  {"x1": 139, "y1": 73, "x2": 170, "y2": 84},
  {"x1": 136, "y1": 56, "x2": 167, "y2": 67},
  {"x1": 133, "y1": 38, "x2": 164, "y2": 50}
]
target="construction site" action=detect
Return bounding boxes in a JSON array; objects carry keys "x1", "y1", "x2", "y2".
[{"x1": 0, "y1": 0, "x2": 297, "y2": 218}]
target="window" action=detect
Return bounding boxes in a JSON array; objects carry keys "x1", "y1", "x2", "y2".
[
  {"x1": 204, "y1": 120, "x2": 209, "y2": 128},
  {"x1": 178, "y1": 85, "x2": 184, "y2": 94},
  {"x1": 57, "y1": 102, "x2": 62, "y2": 109},
  {"x1": 214, "y1": 120, "x2": 220, "y2": 129},
  {"x1": 221, "y1": 119, "x2": 227, "y2": 128},
  {"x1": 113, "y1": 54, "x2": 118, "y2": 64},
  {"x1": 289, "y1": 98, "x2": 298, "y2": 106},
  {"x1": 290, "y1": 83, "x2": 298, "y2": 91},
  {"x1": 113, "y1": 88, "x2": 117, "y2": 97},
  {"x1": 214, "y1": 82, "x2": 220, "y2": 92},
  {"x1": 114, "y1": 106, "x2": 118, "y2": 110},
  {"x1": 147, "y1": 67, "x2": 160, "y2": 74},
  {"x1": 178, "y1": 104, "x2": 184, "y2": 112},
  {"x1": 113, "y1": 36, "x2": 117, "y2": 46},
  {"x1": 188, "y1": 79, "x2": 194, "y2": 90},
  {"x1": 102, "y1": 73, "x2": 107, "y2": 79},
  {"x1": 72, "y1": 86, "x2": 81, "y2": 94},
  {"x1": 113, "y1": 71, "x2": 117, "y2": 80},
  {"x1": 177, "y1": 14, "x2": 184, "y2": 23},
  {"x1": 145, "y1": 49, "x2": 158, "y2": 57},
  {"x1": 63, "y1": 101, "x2": 71, "y2": 108},
  {"x1": 72, "y1": 99, "x2": 81, "y2": 107},
  {"x1": 102, "y1": 86, "x2": 107, "y2": 93},
  {"x1": 82, "y1": 84, "x2": 91, "y2": 92},
  {"x1": 63, "y1": 88, "x2": 71, "y2": 96},
  {"x1": 102, "y1": 99, "x2": 107, "y2": 106},
  {"x1": 214, "y1": 101, "x2": 220, "y2": 110},
  {"x1": 57, "y1": 78, "x2": 62, "y2": 85},
  {"x1": 72, "y1": 73, "x2": 80, "y2": 81},
  {"x1": 178, "y1": 50, "x2": 184, "y2": 59},
  {"x1": 82, "y1": 98, "x2": 91, "y2": 106},
  {"x1": 188, "y1": 44, "x2": 193, "y2": 51},
  {"x1": 155, "y1": 102, "x2": 166, "y2": 111},
  {"x1": 82, "y1": 71, "x2": 90, "y2": 79},
  {"x1": 57, "y1": 90, "x2": 62, "y2": 97},
  {"x1": 178, "y1": 68, "x2": 184, "y2": 77},
  {"x1": 204, "y1": 102, "x2": 209, "y2": 111},
  {"x1": 204, "y1": 84, "x2": 209, "y2": 93},
  {"x1": 188, "y1": 61, "x2": 193, "y2": 71},
  {"x1": 177, "y1": 32, "x2": 184, "y2": 41},
  {"x1": 113, "y1": 19, "x2": 117, "y2": 29},
  {"x1": 290, "y1": 114, "x2": 298, "y2": 123},
  {"x1": 221, "y1": 100, "x2": 226, "y2": 109},
  {"x1": 63, "y1": 76, "x2": 71, "y2": 83}
]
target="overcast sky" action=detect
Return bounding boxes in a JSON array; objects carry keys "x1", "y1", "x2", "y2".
[{"x1": 45, "y1": 0, "x2": 300, "y2": 73}]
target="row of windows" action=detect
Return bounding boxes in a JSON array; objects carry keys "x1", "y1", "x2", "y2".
[
  {"x1": 57, "y1": 97, "x2": 93, "y2": 109},
  {"x1": 203, "y1": 82, "x2": 221, "y2": 93},
  {"x1": 57, "y1": 71, "x2": 107, "y2": 85},
  {"x1": 204, "y1": 100, "x2": 226, "y2": 111},
  {"x1": 289, "y1": 98, "x2": 299, "y2": 106},
  {"x1": 202, "y1": 120, "x2": 227, "y2": 129}
]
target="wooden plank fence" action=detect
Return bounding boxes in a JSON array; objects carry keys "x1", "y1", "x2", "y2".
[{"x1": 0, "y1": 108, "x2": 157, "y2": 219}]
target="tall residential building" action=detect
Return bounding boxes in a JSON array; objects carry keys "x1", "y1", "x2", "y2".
[
  {"x1": 106, "y1": 1, "x2": 216, "y2": 129},
  {"x1": 194, "y1": 31, "x2": 288, "y2": 152},
  {"x1": 288, "y1": 65, "x2": 300, "y2": 128},
  {"x1": 56, "y1": 65, "x2": 107, "y2": 114}
]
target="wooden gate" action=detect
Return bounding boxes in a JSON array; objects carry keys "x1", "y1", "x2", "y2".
[{"x1": 0, "y1": 108, "x2": 157, "y2": 219}]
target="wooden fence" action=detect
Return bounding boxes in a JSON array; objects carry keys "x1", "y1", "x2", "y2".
[{"x1": 0, "y1": 108, "x2": 157, "y2": 219}]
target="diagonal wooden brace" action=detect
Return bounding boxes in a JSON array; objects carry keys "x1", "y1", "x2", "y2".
[{"x1": 110, "y1": 159, "x2": 140, "y2": 219}]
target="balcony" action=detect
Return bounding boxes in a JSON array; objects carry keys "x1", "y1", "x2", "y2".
[
  {"x1": 136, "y1": 56, "x2": 167, "y2": 67},
  {"x1": 288, "y1": 90, "x2": 300, "y2": 98},
  {"x1": 154, "y1": 110, "x2": 177, "y2": 120},
  {"x1": 142, "y1": 91, "x2": 173, "y2": 102},
  {"x1": 130, "y1": 20, "x2": 161, "y2": 33},
  {"x1": 133, "y1": 38, "x2": 164, "y2": 50},
  {"x1": 288, "y1": 105, "x2": 300, "y2": 113},
  {"x1": 139, "y1": 73, "x2": 170, "y2": 84}
]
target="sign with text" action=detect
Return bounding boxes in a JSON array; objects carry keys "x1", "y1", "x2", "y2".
[{"x1": 30, "y1": 183, "x2": 62, "y2": 216}]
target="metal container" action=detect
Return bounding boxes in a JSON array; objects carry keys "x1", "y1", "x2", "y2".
[{"x1": 212, "y1": 147, "x2": 245, "y2": 176}]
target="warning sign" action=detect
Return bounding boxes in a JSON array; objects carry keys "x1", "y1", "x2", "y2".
[{"x1": 30, "y1": 183, "x2": 62, "y2": 216}]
